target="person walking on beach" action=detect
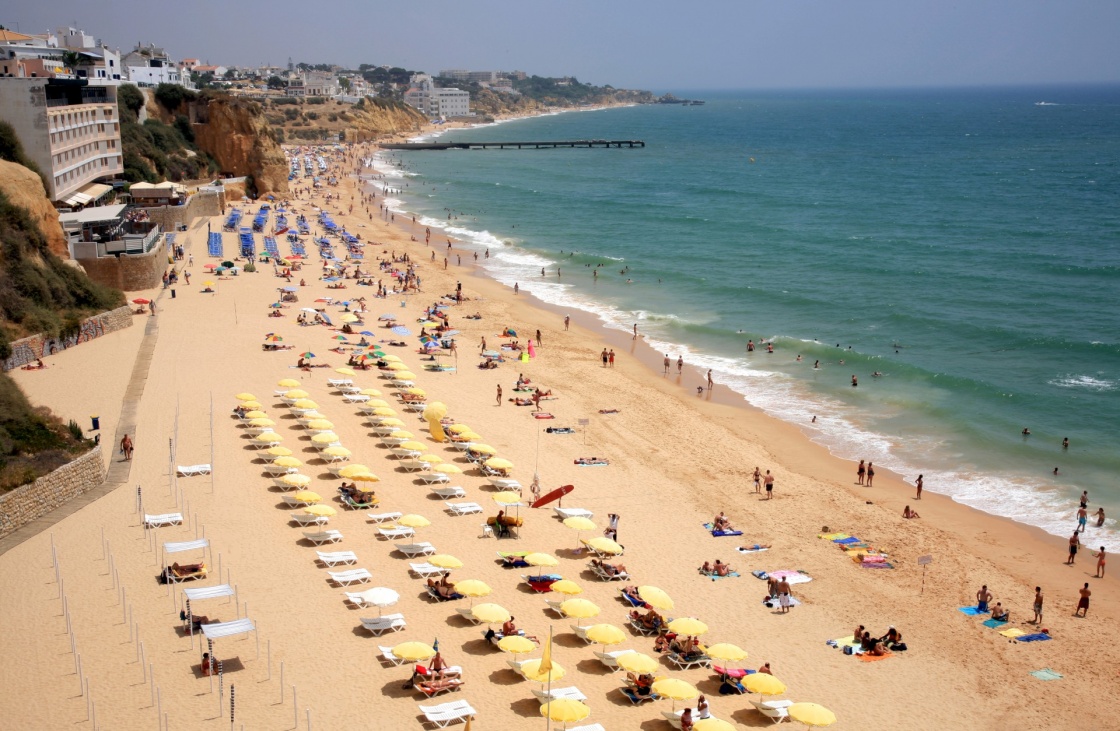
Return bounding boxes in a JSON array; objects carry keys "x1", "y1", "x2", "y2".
[
  {"x1": 496, "y1": 384, "x2": 502, "y2": 406},
  {"x1": 535, "y1": 330, "x2": 542, "y2": 347},
  {"x1": 564, "y1": 315, "x2": 570, "y2": 331},
  {"x1": 601, "y1": 349, "x2": 609, "y2": 368},
  {"x1": 633, "y1": 323, "x2": 638, "y2": 339},
  {"x1": 753, "y1": 467, "x2": 762, "y2": 494},
  {"x1": 764, "y1": 470, "x2": 774, "y2": 499},
  {"x1": 1075, "y1": 583, "x2": 1091, "y2": 617},
  {"x1": 857, "y1": 460, "x2": 866, "y2": 485},
  {"x1": 677, "y1": 356, "x2": 683, "y2": 374},
  {"x1": 976, "y1": 585, "x2": 992, "y2": 613},
  {"x1": 866, "y1": 462, "x2": 875, "y2": 487},
  {"x1": 1077, "y1": 506, "x2": 1088, "y2": 533},
  {"x1": 706, "y1": 370, "x2": 713, "y2": 391},
  {"x1": 608, "y1": 350, "x2": 615, "y2": 368},
  {"x1": 1032, "y1": 587, "x2": 1044, "y2": 624},
  {"x1": 514, "y1": 283, "x2": 519, "y2": 294},
  {"x1": 1066, "y1": 532, "x2": 1080, "y2": 565},
  {"x1": 120, "y1": 434, "x2": 134, "y2": 461},
  {"x1": 663, "y1": 355, "x2": 670, "y2": 375},
  {"x1": 1095, "y1": 547, "x2": 1106, "y2": 578},
  {"x1": 777, "y1": 577, "x2": 793, "y2": 613},
  {"x1": 915, "y1": 474, "x2": 923, "y2": 500}
]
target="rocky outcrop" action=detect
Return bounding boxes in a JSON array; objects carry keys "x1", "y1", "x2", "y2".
[
  {"x1": 0, "y1": 159, "x2": 68, "y2": 258},
  {"x1": 190, "y1": 97, "x2": 288, "y2": 197},
  {"x1": 342, "y1": 100, "x2": 428, "y2": 141}
]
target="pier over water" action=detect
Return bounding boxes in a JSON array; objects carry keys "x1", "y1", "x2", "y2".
[{"x1": 379, "y1": 139, "x2": 645, "y2": 151}]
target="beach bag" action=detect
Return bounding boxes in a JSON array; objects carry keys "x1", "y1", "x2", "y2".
[{"x1": 843, "y1": 645, "x2": 854, "y2": 655}]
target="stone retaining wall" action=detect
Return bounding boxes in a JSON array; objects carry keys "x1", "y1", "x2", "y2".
[
  {"x1": 77, "y1": 244, "x2": 167, "y2": 292},
  {"x1": 1, "y1": 305, "x2": 134, "y2": 371},
  {"x1": 0, "y1": 447, "x2": 104, "y2": 539},
  {"x1": 142, "y1": 190, "x2": 224, "y2": 232}
]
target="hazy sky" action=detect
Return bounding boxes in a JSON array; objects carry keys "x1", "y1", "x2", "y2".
[{"x1": 8, "y1": 1, "x2": 1120, "y2": 91}]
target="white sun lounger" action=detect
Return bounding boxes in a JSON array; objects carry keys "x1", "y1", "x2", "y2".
[
  {"x1": 444, "y1": 500, "x2": 481, "y2": 515},
  {"x1": 403, "y1": 402, "x2": 428, "y2": 413},
  {"x1": 555, "y1": 507, "x2": 593, "y2": 520},
  {"x1": 338, "y1": 384, "x2": 362, "y2": 394},
  {"x1": 751, "y1": 699, "x2": 793, "y2": 723},
  {"x1": 567, "y1": 725, "x2": 606, "y2": 731},
  {"x1": 328, "y1": 568, "x2": 372, "y2": 586},
  {"x1": 378, "y1": 525, "x2": 415, "y2": 540},
  {"x1": 361, "y1": 614, "x2": 406, "y2": 635},
  {"x1": 455, "y1": 607, "x2": 483, "y2": 624},
  {"x1": 290, "y1": 513, "x2": 329, "y2": 526},
  {"x1": 589, "y1": 563, "x2": 629, "y2": 581},
  {"x1": 395, "y1": 542, "x2": 436, "y2": 557},
  {"x1": 378, "y1": 644, "x2": 406, "y2": 666},
  {"x1": 303, "y1": 530, "x2": 343, "y2": 545},
  {"x1": 532, "y1": 686, "x2": 588, "y2": 704},
  {"x1": 282, "y1": 494, "x2": 320, "y2": 508},
  {"x1": 367, "y1": 511, "x2": 403, "y2": 524},
  {"x1": 327, "y1": 378, "x2": 353, "y2": 387},
  {"x1": 432, "y1": 485, "x2": 467, "y2": 499},
  {"x1": 594, "y1": 648, "x2": 636, "y2": 670},
  {"x1": 316, "y1": 550, "x2": 357, "y2": 566},
  {"x1": 666, "y1": 651, "x2": 712, "y2": 670},
  {"x1": 543, "y1": 598, "x2": 566, "y2": 617},
  {"x1": 144, "y1": 513, "x2": 183, "y2": 528},
  {"x1": 419, "y1": 472, "x2": 451, "y2": 484},
  {"x1": 409, "y1": 562, "x2": 445, "y2": 578},
  {"x1": 343, "y1": 393, "x2": 371, "y2": 403},
  {"x1": 264, "y1": 463, "x2": 298, "y2": 476},
  {"x1": 390, "y1": 448, "x2": 422, "y2": 459},
  {"x1": 418, "y1": 699, "x2": 476, "y2": 728},
  {"x1": 176, "y1": 464, "x2": 211, "y2": 477},
  {"x1": 486, "y1": 477, "x2": 522, "y2": 490}
]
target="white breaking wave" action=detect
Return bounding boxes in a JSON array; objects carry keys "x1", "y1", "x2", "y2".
[{"x1": 1048, "y1": 374, "x2": 1115, "y2": 392}]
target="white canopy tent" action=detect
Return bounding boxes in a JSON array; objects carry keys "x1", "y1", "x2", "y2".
[
  {"x1": 161, "y1": 538, "x2": 212, "y2": 584},
  {"x1": 182, "y1": 584, "x2": 234, "y2": 602},
  {"x1": 200, "y1": 617, "x2": 260, "y2": 663}
]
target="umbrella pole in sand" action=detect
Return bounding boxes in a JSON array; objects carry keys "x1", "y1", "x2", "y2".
[{"x1": 545, "y1": 624, "x2": 554, "y2": 731}]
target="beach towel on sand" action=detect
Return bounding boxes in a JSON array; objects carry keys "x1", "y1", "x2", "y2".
[
  {"x1": 827, "y1": 635, "x2": 861, "y2": 649},
  {"x1": 763, "y1": 595, "x2": 801, "y2": 608},
  {"x1": 751, "y1": 570, "x2": 769, "y2": 580},
  {"x1": 859, "y1": 652, "x2": 892, "y2": 663},
  {"x1": 703, "y1": 522, "x2": 744, "y2": 537},
  {"x1": 958, "y1": 606, "x2": 990, "y2": 616},
  {"x1": 1030, "y1": 668, "x2": 1063, "y2": 681},
  {"x1": 833, "y1": 536, "x2": 862, "y2": 545},
  {"x1": 818, "y1": 533, "x2": 849, "y2": 541},
  {"x1": 999, "y1": 628, "x2": 1026, "y2": 638},
  {"x1": 769, "y1": 570, "x2": 812, "y2": 585},
  {"x1": 982, "y1": 618, "x2": 1008, "y2": 629},
  {"x1": 1017, "y1": 633, "x2": 1052, "y2": 643},
  {"x1": 700, "y1": 571, "x2": 740, "y2": 580},
  {"x1": 736, "y1": 546, "x2": 770, "y2": 554}
]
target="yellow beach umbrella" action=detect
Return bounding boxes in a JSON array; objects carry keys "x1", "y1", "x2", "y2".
[
  {"x1": 458, "y1": 431, "x2": 483, "y2": 441},
  {"x1": 387, "y1": 430, "x2": 414, "y2": 440},
  {"x1": 637, "y1": 586, "x2": 674, "y2": 611},
  {"x1": 549, "y1": 580, "x2": 582, "y2": 596},
  {"x1": 244, "y1": 410, "x2": 268, "y2": 419},
  {"x1": 265, "y1": 446, "x2": 293, "y2": 457},
  {"x1": 273, "y1": 456, "x2": 302, "y2": 468},
  {"x1": 706, "y1": 643, "x2": 748, "y2": 663},
  {"x1": 585, "y1": 536, "x2": 624, "y2": 556},
  {"x1": 433, "y1": 464, "x2": 463, "y2": 474},
  {"x1": 447, "y1": 424, "x2": 473, "y2": 434},
  {"x1": 277, "y1": 378, "x2": 301, "y2": 388},
  {"x1": 397, "y1": 514, "x2": 431, "y2": 528},
  {"x1": 306, "y1": 419, "x2": 334, "y2": 430},
  {"x1": 323, "y1": 446, "x2": 351, "y2": 458},
  {"x1": 385, "y1": 361, "x2": 408, "y2": 371},
  {"x1": 693, "y1": 720, "x2": 736, "y2": 731},
  {"x1": 338, "y1": 464, "x2": 371, "y2": 478},
  {"x1": 493, "y1": 491, "x2": 523, "y2": 505},
  {"x1": 472, "y1": 603, "x2": 512, "y2": 625},
  {"x1": 520, "y1": 658, "x2": 565, "y2": 683},
  {"x1": 525, "y1": 552, "x2": 559, "y2": 568},
  {"x1": 563, "y1": 516, "x2": 597, "y2": 531},
  {"x1": 335, "y1": 367, "x2": 356, "y2": 376},
  {"x1": 404, "y1": 387, "x2": 426, "y2": 397},
  {"x1": 788, "y1": 703, "x2": 837, "y2": 727},
  {"x1": 667, "y1": 618, "x2": 709, "y2": 636},
  {"x1": 540, "y1": 699, "x2": 590, "y2": 725},
  {"x1": 304, "y1": 504, "x2": 336, "y2": 517},
  {"x1": 377, "y1": 418, "x2": 405, "y2": 428},
  {"x1": 418, "y1": 454, "x2": 444, "y2": 464},
  {"x1": 429, "y1": 554, "x2": 463, "y2": 569},
  {"x1": 359, "y1": 387, "x2": 382, "y2": 397},
  {"x1": 298, "y1": 411, "x2": 325, "y2": 421},
  {"x1": 422, "y1": 402, "x2": 448, "y2": 421},
  {"x1": 292, "y1": 399, "x2": 318, "y2": 409},
  {"x1": 652, "y1": 678, "x2": 699, "y2": 703},
  {"x1": 419, "y1": 320, "x2": 439, "y2": 328},
  {"x1": 743, "y1": 673, "x2": 787, "y2": 696},
  {"x1": 248, "y1": 418, "x2": 275, "y2": 427},
  {"x1": 372, "y1": 407, "x2": 397, "y2": 416},
  {"x1": 311, "y1": 432, "x2": 340, "y2": 443},
  {"x1": 559, "y1": 598, "x2": 600, "y2": 621},
  {"x1": 398, "y1": 440, "x2": 425, "y2": 452},
  {"x1": 484, "y1": 457, "x2": 514, "y2": 471},
  {"x1": 240, "y1": 401, "x2": 263, "y2": 410},
  {"x1": 393, "y1": 371, "x2": 417, "y2": 380},
  {"x1": 391, "y1": 642, "x2": 436, "y2": 662},
  {"x1": 584, "y1": 623, "x2": 625, "y2": 646},
  {"x1": 279, "y1": 473, "x2": 311, "y2": 488},
  {"x1": 381, "y1": 354, "x2": 402, "y2": 362},
  {"x1": 339, "y1": 313, "x2": 359, "y2": 323},
  {"x1": 254, "y1": 432, "x2": 283, "y2": 443},
  {"x1": 291, "y1": 490, "x2": 321, "y2": 503},
  {"x1": 616, "y1": 652, "x2": 659, "y2": 674},
  {"x1": 453, "y1": 579, "x2": 492, "y2": 598},
  {"x1": 284, "y1": 389, "x2": 310, "y2": 399},
  {"x1": 468, "y1": 444, "x2": 497, "y2": 456},
  {"x1": 351, "y1": 472, "x2": 380, "y2": 483},
  {"x1": 235, "y1": 392, "x2": 257, "y2": 401},
  {"x1": 497, "y1": 634, "x2": 535, "y2": 654},
  {"x1": 366, "y1": 399, "x2": 391, "y2": 409}
]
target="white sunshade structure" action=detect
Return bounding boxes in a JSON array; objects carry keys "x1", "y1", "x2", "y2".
[
  {"x1": 183, "y1": 584, "x2": 234, "y2": 602},
  {"x1": 200, "y1": 617, "x2": 260, "y2": 662},
  {"x1": 162, "y1": 538, "x2": 212, "y2": 584}
]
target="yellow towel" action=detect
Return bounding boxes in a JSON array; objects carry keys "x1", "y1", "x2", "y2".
[
  {"x1": 999, "y1": 628, "x2": 1026, "y2": 638},
  {"x1": 818, "y1": 532, "x2": 849, "y2": 540},
  {"x1": 833, "y1": 635, "x2": 857, "y2": 646}
]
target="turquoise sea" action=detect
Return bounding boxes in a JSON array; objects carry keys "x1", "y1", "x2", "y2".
[{"x1": 369, "y1": 87, "x2": 1120, "y2": 548}]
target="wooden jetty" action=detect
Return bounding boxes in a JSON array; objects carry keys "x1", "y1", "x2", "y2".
[{"x1": 379, "y1": 139, "x2": 645, "y2": 151}]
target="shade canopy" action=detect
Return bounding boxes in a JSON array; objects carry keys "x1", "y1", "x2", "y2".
[
  {"x1": 788, "y1": 703, "x2": 837, "y2": 727},
  {"x1": 540, "y1": 699, "x2": 590, "y2": 724},
  {"x1": 651, "y1": 678, "x2": 699, "y2": 701},
  {"x1": 471, "y1": 603, "x2": 512, "y2": 624},
  {"x1": 391, "y1": 642, "x2": 436, "y2": 662},
  {"x1": 200, "y1": 617, "x2": 256, "y2": 640},
  {"x1": 743, "y1": 673, "x2": 787, "y2": 696}
]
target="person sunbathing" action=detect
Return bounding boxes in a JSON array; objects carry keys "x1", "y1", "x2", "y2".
[
  {"x1": 509, "y1": 397, "x2": 534, "y2": 406},
  {"x1": 621, "y1": 584, "x2": 642, "y2": 601},
  {"x1": 180, "y1": 610, "x2": 215, "y2": 629},
  {"x1": 598, "y1": 409, "x2": 621, "y2": 414},
  {"x1": 626, "y1": 672, "x2": 654, "y2": 693},
  {"x1": 903, "y1": 505, "x2": 921, "y2": 519},
  {"x1": 501, "y1": 617, "x2": 539, "y2": 643},
  {"x1": 426, "y1": 578, "x2": 459, "y2": 599},
  {"x1": 170, "y1": 562, "x2": 205, "y2": 576},
  {"x1": 699, "y1": 561, "x2": 712, "y2": 574},
  {"x1": 22, "y1": 359, "x2": 47, "y2": 370},
  {"x1": 574, "y1": 457, "x2": 609, "y2": 465},
  {"x1": 502, "y1": 554, "x2": 529, "y2": 568},
  {"x1": 416, "y1": 677, "x2": 462, "y2": 694},
  {"x1": 713, "y1": 512, "x2": 734, "y2": 532},
  {"x1": 738, "y1": 543, "x2": 772, "y2": 551},
  {"x1": 867, "y1": 640, "x2": 891, "y2": 657}
]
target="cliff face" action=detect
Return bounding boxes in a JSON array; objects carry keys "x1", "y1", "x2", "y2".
[
  {"x1": 0, "y1": 160, "x2": 68, "y2": 259},
  {"x1": 342, "y1": 101, "x2": 428, "y2": 141},
  {"x1": 190, "y1": 97, "x2": 288, "y2": 197}
]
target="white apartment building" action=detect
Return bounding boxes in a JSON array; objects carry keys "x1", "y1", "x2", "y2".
[
  {"x1": 403, "y1": 75, "x2": 471, "y2": 118},
  {"x1": 0, "y1": 77, "x2": 123, "y2": 205},
  {"x1": 123, "y1": 43, "x2": 184, "y2": 86}
]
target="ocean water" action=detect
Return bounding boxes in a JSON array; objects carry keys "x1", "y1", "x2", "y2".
[{"x1": 368, "y1": 87, "x2": 1120, "y2": 549}]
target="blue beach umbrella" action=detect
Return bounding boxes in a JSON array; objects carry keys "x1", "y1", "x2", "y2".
[
  {"x1": 391, "y1": 326, "x2": 413, "y2": 336},
  {"x1": 359, "y1": 331, "x2": 375, "y2": 336}
]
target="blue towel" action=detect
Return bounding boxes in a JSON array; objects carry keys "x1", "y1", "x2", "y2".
[
  {"x1": 982, "y1": 618, "x2": 1008, "y2": 628},
  {"x1": 712, "y1": 529, "x2": 744, "y2": 537},
  {"x1": 1030, "y1": 668, "x2": 1063, "y2": 680},
  {"x1": 958, "y1": 606, "x2": 990, "y2": 616},
  {"x1": 751, "y1": 570, "x2": 769, "y2": 580},
  {"x1": 1018, "y1": 633, "x2": 1052, "y2": 642},
  {"x1": 834, "y1": 536, "x2": 861, "y2": 544}
]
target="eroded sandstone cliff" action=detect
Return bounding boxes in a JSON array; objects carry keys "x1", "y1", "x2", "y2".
[{"x1": 0, "y1": 160, "x2": 68, "y2": 259}]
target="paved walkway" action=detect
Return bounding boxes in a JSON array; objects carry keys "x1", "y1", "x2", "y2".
[{"x1": 0, "y1": 295, "x2": 164, "y2": 556}]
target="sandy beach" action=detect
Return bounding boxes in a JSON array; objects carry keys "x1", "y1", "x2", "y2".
[{"x1": 2, "y1": 141, "x2": 1118, "y2": 731}]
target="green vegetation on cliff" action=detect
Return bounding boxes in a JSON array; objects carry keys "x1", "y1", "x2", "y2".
[{"x1": 117, "y1": 83, "x2": 218, "y2": 183}]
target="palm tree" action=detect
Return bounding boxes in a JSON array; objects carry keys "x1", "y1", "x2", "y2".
[{"x1": 60, "y1": 50, "x2": 82, "y2": 76}]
